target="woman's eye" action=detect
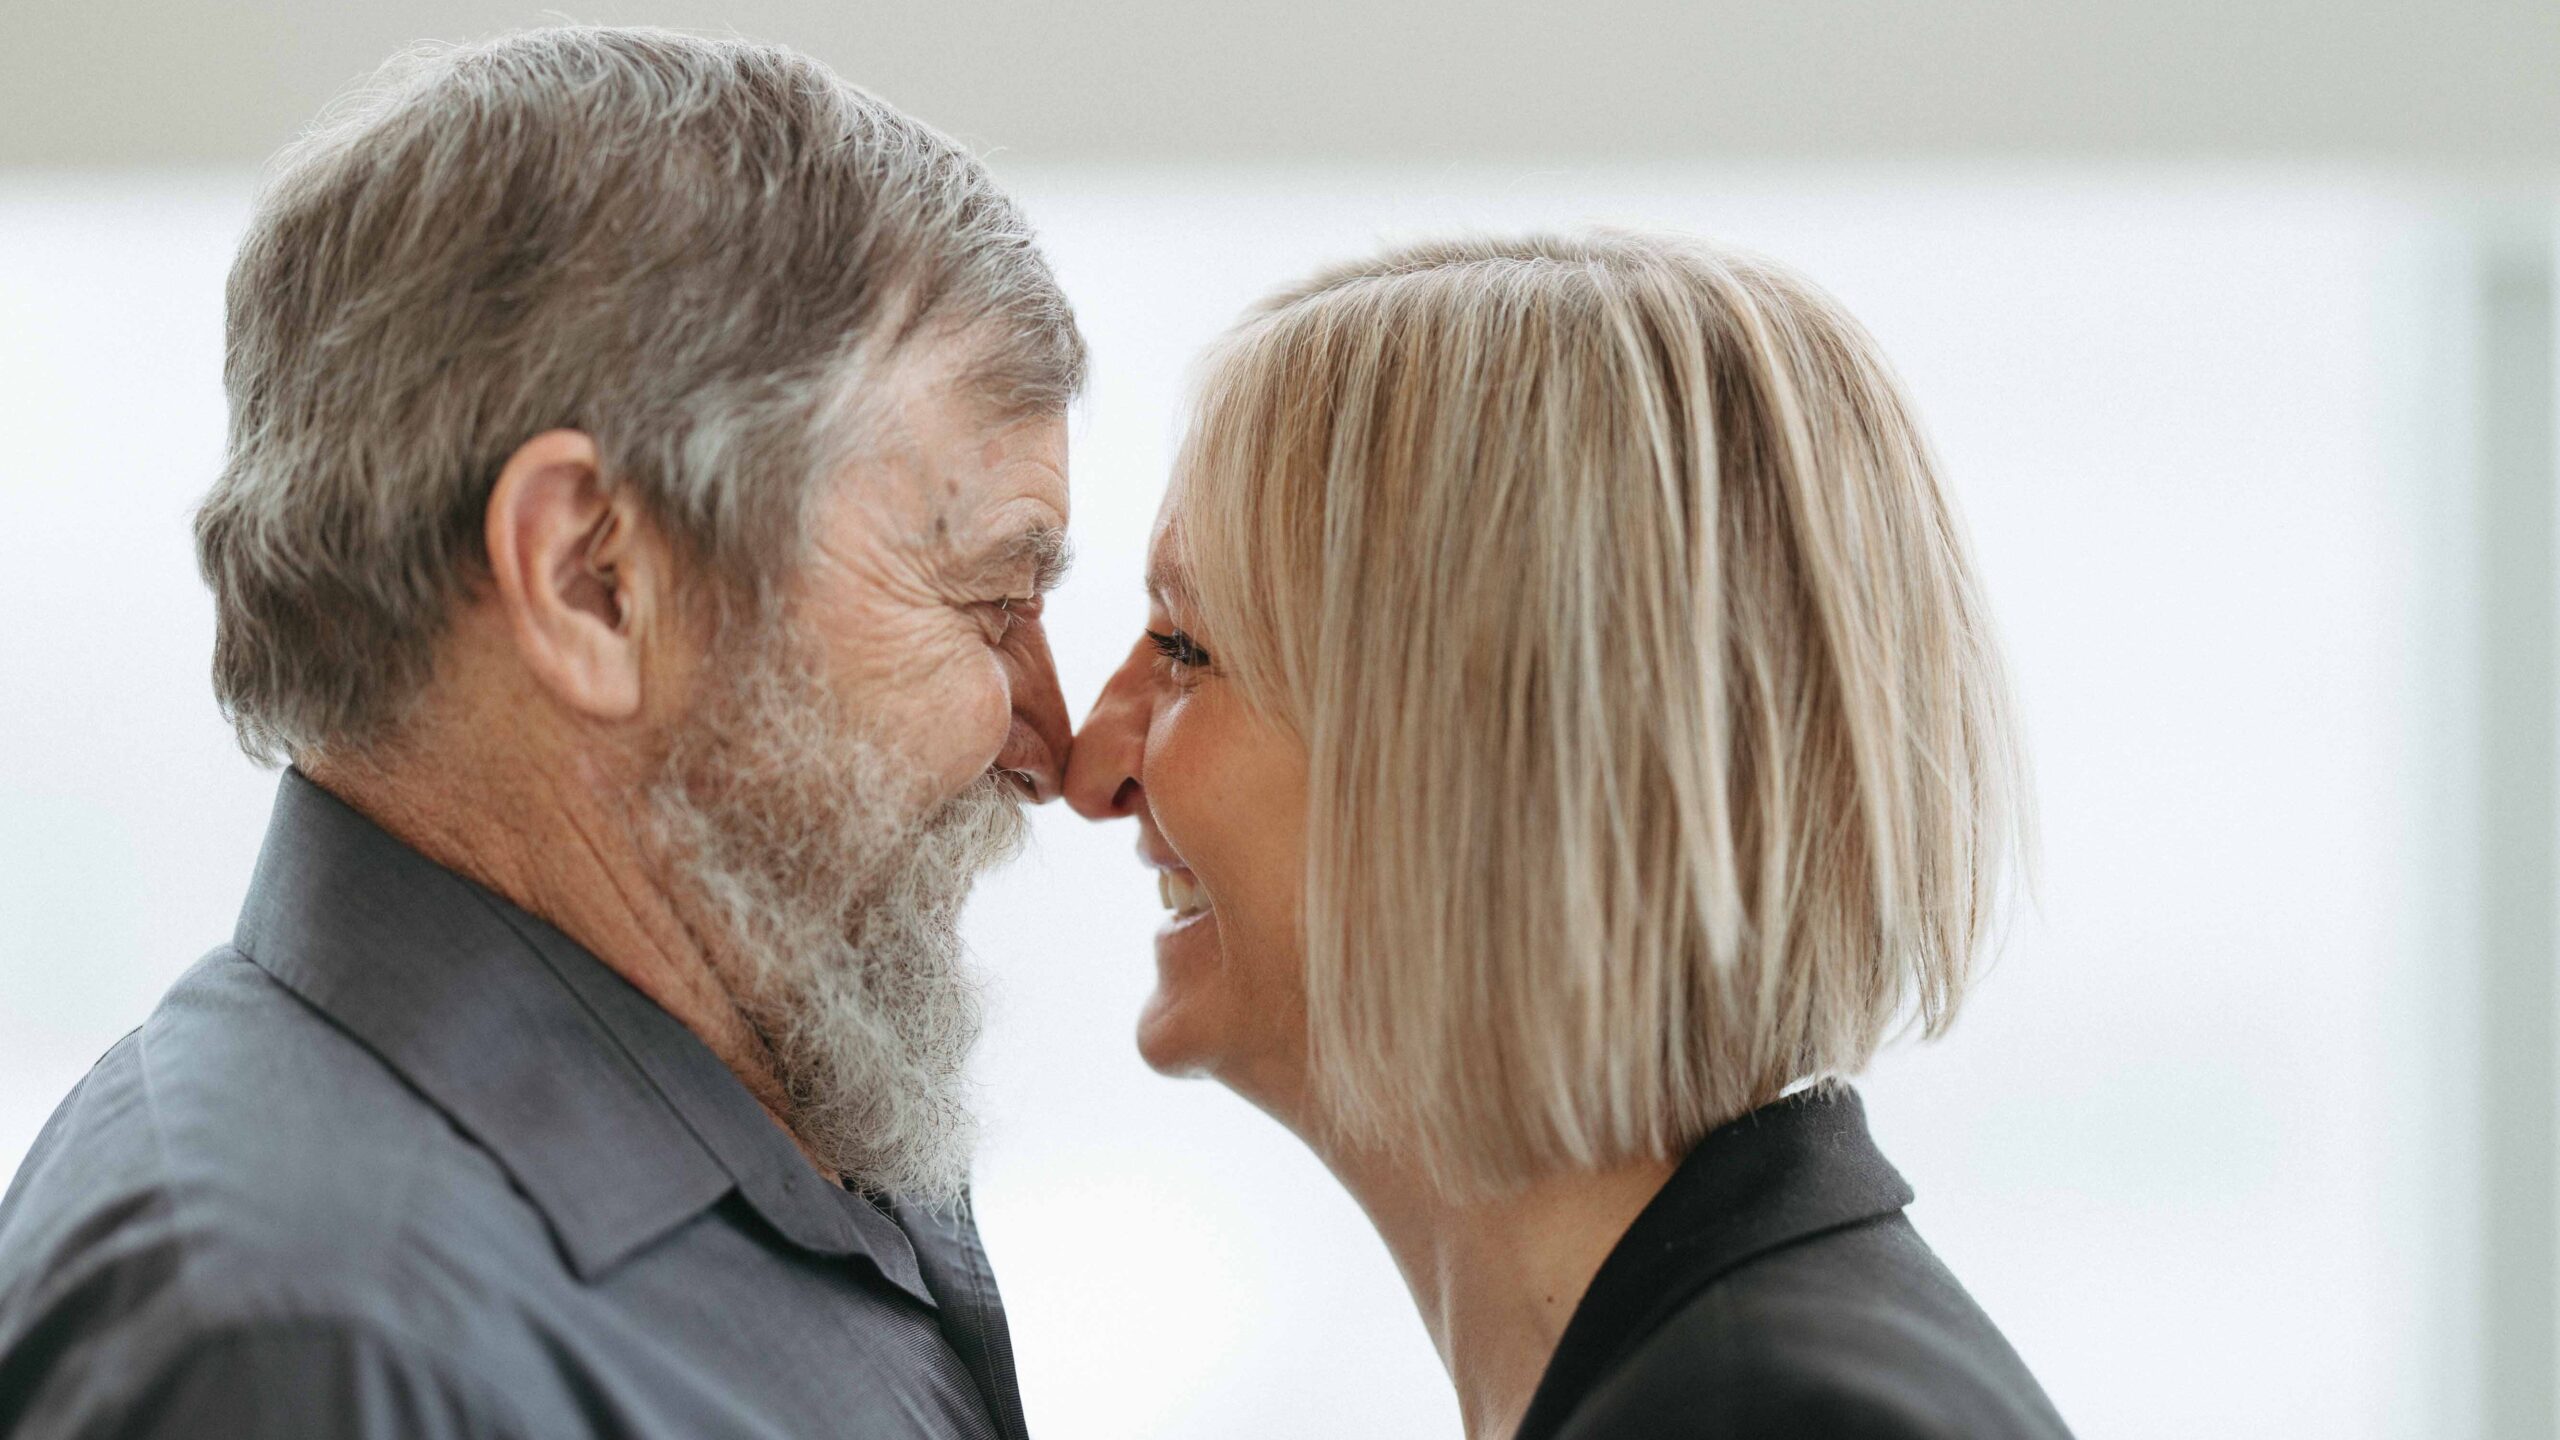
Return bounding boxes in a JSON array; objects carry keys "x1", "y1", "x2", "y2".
[{"x1": 1146, "y1": 628, "x2": 1212, "y2": 673}]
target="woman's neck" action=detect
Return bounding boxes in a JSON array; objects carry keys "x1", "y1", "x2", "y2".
[{"x1": 1331, "y1": 1149, "x2": 1678, "y2": 1440}]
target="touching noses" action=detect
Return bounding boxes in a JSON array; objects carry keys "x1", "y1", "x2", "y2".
[
  {"x1": 1064, "y1": 636, "x2": 1154, "y2": 820},
  {"x1": 991, "y1": 609, "x2": 1072, "y2": 803}
]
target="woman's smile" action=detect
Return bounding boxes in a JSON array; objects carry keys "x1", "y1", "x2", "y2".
[
  {"x1": 1138, "y1": 819, "x2": 1215, "y2": 926},
  {"x1": 1141, "y1": 830, "x2": 1222, "y2": 1052},
  {"x1": 1155, "y1": 867, "x2": 1213, "y2": 923}
]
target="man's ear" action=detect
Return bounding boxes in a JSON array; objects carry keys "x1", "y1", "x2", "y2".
[{"x1": 483, "y1": 429, "x2": 660, "y2": 724}]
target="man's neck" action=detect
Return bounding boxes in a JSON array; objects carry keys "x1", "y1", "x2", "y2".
[
  {"x1": 300, "y1": 746, "x2": 837, "y2": 1182},
  {"x1": 1326, "y1": 1146, "x2": 1677, "y2": 1440}
]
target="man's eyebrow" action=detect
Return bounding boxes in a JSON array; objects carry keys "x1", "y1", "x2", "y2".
[
  {"x1": 962, "y1": 524, "x2": 1072, "y2": 595},
  {"x1": 1019, "y1": 525, "x2": 1073, "y2": 593}
]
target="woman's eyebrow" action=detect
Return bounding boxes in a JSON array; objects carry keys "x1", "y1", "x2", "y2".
[{"x1": 1144, "y1": 556, "x2": 1191, "y2": 609}]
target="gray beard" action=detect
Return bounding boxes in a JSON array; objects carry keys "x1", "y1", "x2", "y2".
[{"x1": 645, "y1": 624, "x2": 1028, "y2": 1202}]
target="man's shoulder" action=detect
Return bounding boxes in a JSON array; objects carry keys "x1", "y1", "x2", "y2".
[
  {"x1": 3, "y1": 1302, "x2": 542, "y2": 1438},
  {"x1": 1560, "y1": 1215, "x2": 2074, "y2": 1440},
  {"x1": 0, "y1": 946, "x2": 558, "y2": 1347}
]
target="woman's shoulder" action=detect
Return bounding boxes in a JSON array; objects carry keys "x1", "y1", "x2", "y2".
[{"x1": 1552, "y1": 1212, "x2": 2074, "y2": 1440}]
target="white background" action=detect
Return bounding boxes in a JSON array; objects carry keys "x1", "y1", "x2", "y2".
[{"x1": 0, "y1": 168, "x2": 2469, "y2": 1437}]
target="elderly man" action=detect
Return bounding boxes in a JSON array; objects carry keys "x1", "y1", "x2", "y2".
[{"x1": 0, "y1": 27, "x2": 1081, "y2": 1439}]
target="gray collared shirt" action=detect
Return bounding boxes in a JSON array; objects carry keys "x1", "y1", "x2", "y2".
[{"x1": 0, "y1": 771, "x2": 1028, "y2": 1439}]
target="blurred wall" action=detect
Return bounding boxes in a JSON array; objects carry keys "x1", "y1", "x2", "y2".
[{"x1": 5, "y1": 0, "x2": 2557, "y2": 170}]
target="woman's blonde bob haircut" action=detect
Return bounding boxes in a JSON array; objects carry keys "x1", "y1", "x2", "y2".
[{"x1": 1174, "y1": 231, "x2": 2027, "y2": 1195}]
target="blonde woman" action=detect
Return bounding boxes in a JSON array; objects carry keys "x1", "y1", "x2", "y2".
[{"x1": 1064, "y1": 233, "x2": 2070, "y2": 1439}]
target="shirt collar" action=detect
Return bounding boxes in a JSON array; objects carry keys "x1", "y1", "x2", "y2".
[
  {"x1": 1513, "y1": 1085, "x2": 1916, "y2": 1440},
  {"x1": 233, "y1": 769, "x2": 934, "y2": 1304}
]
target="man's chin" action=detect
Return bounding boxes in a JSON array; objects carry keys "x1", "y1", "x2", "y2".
[{"x1": 640, "y1": 629, "x2": 1033, "y2": 1199}]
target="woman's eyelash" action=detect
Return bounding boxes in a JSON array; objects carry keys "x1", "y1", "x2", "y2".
[{"x1": 1146, "y1": 628, "x2": 1212, "y2": 669}]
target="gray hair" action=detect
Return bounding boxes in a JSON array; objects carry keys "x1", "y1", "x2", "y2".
[{"x1": 196, "y1": 26, "x2": 1086, "y2": 763}]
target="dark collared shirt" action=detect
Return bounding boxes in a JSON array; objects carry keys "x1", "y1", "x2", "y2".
[
  {"x1": 0, "y1": 771, "x2": 1027, "y2": 1439},
  {"x1": 1516, "y1": 1087, "x2": 2073, "y2": 1440}
]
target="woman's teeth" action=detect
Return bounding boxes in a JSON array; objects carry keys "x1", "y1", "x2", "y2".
[{"x1": 1157, "y1": 869, "x2": 1212, "y2": 918}]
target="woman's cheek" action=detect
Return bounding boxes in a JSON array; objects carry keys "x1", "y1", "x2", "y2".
[{"x1": 1141, "y1": 693, "x2": 1198, "y2": 806}]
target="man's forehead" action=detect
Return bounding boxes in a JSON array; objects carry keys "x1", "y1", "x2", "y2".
[
  {"x1": 976, "y1": 405, "x2": 1068, "y2": 488},
  {"x1": 924, "y1": 405, "x2": 1067, "y2": 522},
  {"x1": 924, "y1": 409, "x2": 1071, "y2": 587},
  {"x1": 843, "y1": 392, "x2": 1066, "y2": 540}
]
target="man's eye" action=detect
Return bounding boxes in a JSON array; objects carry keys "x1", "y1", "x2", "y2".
[
  {"x1": 976, "y1": 596, "x2": 1032, "y2": 642},
  {"x1": 1146, "y1": 628, "x2": 1212, "y2": 671}
]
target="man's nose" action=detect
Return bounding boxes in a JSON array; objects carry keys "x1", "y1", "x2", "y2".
[
  {"x1": 1064, "y1": 641, "x2": 1151, "y2": 820},
  {"x1": 991, "y1": 611, "x2": 1071, "y2": 803}
]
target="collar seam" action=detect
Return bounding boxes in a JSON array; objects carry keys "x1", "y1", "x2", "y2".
[{"x1": 465, "y1": 889, "x2": 739, "y2": 1278}]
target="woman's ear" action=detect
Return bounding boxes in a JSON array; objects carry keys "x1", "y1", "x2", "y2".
[{"x1": 482, "y1": 429, "x2": 660, "y2": 724}]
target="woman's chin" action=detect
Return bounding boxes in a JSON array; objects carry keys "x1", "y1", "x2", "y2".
[
  {"x1": 1134, "y1": 967, "x2": 1228, "y2": 1079},
  {"x1": 1133, "y1": 905, "x2": 1307, "y2": 1118},
  {"x1": 1133, "y1": 992, "x2": 1211, "y2": 1077},
  {"x1": 1137, "y1": 905, "x2": 1223, "y2": 1073}
]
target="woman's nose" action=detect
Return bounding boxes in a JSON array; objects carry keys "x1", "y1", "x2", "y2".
[{"x1": 1065, "y1": 639, "x2": 1153, "y2": 820}]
